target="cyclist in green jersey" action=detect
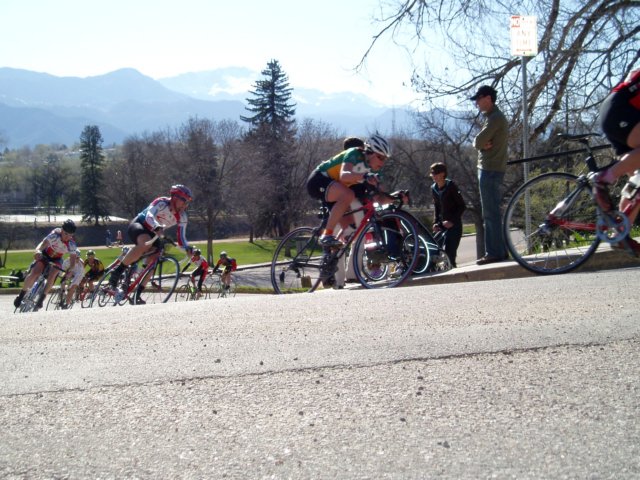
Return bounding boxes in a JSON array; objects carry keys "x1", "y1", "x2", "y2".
[{"x1": 306, "y1": 133, "x2": 399, "y2": 247}]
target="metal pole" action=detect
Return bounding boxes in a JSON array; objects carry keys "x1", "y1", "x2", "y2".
[{"x1": 522, "y1": 56, "x2": 531, "y2": 249}]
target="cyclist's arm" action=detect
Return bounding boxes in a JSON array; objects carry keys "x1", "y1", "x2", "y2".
[{"x1": 338, "y1": 161, "x2": 370, "y2": 185}]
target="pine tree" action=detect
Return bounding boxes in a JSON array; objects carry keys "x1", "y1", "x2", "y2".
[
  {"x1": 241, "y1": 59, "x2": 298, "y2": 236},
  {"x1": 79, "y1": 125, "x2": 109, "y2": 225}
]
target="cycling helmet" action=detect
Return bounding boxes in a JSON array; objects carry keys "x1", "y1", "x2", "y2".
[
  {"x1": 170, "y1": 184, "x2": 193, "y2": 201},
  {"x1": 87, "y1": 249, "x2": 95, "y2": 256},
  {"x1": 365, "y1": 133, "x2": 392, "y2": 157},
  {"x1": 193, "y1": 248, "x2": 201, "y2": 256},
  {"x1": 219, "y1": 251, "x2": 227, "y2": 257},
  {"x1": 62, "y1": 219, "x2": 76, "y2": 234},
  {"x1": 75, "y1": 249, "x2": 81, "y2": 256}
]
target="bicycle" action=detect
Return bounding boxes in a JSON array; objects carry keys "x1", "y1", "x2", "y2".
[
  {"x1": 503, "y1": 132, "x2": 638, "y2": 275},
  {"x1": 14, "y1": 258, "x2": 64, "y2": 313},
  {"x1": 45, "y1": 280, "x2": 74, "y2": 311},
  {"x1": 270, "y1": 188, "x2": 420, "y2": 293},
  {"x1": 91, "y1": 236, "x2": 181, "y2": 306},
  {"x1": 174, "y1": 275, "x2": 210, "y2": 302},
  {"x1": 211, "y1": 270, "x2": 237, "y2": 298}
]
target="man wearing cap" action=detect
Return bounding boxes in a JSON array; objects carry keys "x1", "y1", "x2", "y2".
[{"x1": 471, "y1": 85, "x2": 509, "y2": 265}]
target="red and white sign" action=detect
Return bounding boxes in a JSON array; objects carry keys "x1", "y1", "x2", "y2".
[{"x1": 510, "y1": 15, "x2": 538, "y2": 57}]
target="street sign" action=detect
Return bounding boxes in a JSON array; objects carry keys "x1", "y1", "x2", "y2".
[{"x1": 510, "y1": 15, "x2": 538, "y2": 57}]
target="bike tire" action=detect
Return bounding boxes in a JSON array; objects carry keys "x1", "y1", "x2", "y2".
[
  {"x1": 217, "y1": 277, "x2": 237, "y2": 298},
  {"x1": 270, "y1": 227, "x2": 324, "y2": 294},
  {"x1": 136, "y1": 256, "x2": 180, "y2": 304},
  {"x1": 91, "y1": 268, "x2": 121, "y2": 307},
  {"x1": 503, "y1": 172, "x2": 600, "y2": 275},
  {"x1": 174, "y1": 284, "x2": 193, "y2": 302},
  {"x1": 352, "y1": 210, "x2": 420, "y2": 288},
  {"x1": 411, "y1": 234, "x2": 432, "y2": 274},
  {"x1": 46, "y1": 287, "x2": 63, "y2": 311}
]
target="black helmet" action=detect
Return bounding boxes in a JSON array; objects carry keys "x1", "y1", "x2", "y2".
[
  {"x1": 193, "y1": 248, "x2": 201, "y2": 256},
  {"x1": 62, "y1": 219, "x2": 76, "y2": 234}
]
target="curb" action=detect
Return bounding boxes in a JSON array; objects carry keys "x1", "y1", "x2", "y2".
[{"x1": 406, "y1": 245, "x2": 639, "y2": 287}]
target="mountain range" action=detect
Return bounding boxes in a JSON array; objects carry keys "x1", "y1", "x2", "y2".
[{"x1": 0, "y1": 67, "x2": 415, "y2": 148}]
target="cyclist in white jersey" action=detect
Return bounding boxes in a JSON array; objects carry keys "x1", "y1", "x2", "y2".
[
  {"x1": 14, "y1": 219, "x2": 78, "y2": 310},
  {"x1": 107, "y1": 185, "x2": 193, "y2": 303},
  {"x1": 60, "y1": 250, "x2": 85, "y2": 308}
]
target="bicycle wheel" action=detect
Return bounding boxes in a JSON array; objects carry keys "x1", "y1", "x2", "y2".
[
  {"x1": 136, "y1": 256, "x2": 180, "y2": 304},
  {"x1": 503, "y1": 172, "x2": 600, "y2": 274},
  {"x1": 19, "y1": 281, "x2": 46, "y2": 313},
  {"x1": 80, "y1": 286, "x2": 95, "y2": 308},
  {"x1": 217, "y1": 277, "x2": 237, "y2": 298},
  {"x1": 91, "y1": 268, "x2": 121, "y2": 307},
  {"x1": 46, "y1": 287, "x2": 63, "y2": 311},
  {"x1": 271, "y1": 227, "x2": 324, "y2": 294},
  {"x1": 174, "y1": 284, "x2": 194, "y2": 302},
  {"x1": 352, "y1": 210, "x2": 420, "y2": 288},
  {"x1": 411, "y1": 235, "x2": 432, "y2": 274}
]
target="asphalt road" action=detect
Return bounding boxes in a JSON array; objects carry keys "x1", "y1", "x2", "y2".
[{"x1": 1, "y1": 267, "x2": 639, "y2": 479}]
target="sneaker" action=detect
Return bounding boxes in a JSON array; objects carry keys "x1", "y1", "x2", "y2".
[
  {"x1": 319, "y1": 235, "x2": 343, "y2": 248},
  {"x1": 592, "y1": 175, "x2": 614, "y2": 212},
  {"x1": 13, "y1": 291, "x2": 25, "y2": 308}
]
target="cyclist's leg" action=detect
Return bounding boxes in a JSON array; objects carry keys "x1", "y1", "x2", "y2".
[
  {"x1": 109, "y1": 222, "x2": 152, "y2": 287},
  {"x1": 323, "y1": 182, "x2": 355, "y2": 242}
]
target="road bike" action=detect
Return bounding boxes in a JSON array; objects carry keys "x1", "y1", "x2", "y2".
[
  {"x1": 46, "y1": 280, "x2": 74, "y2": 310},
  {"x1": 91, "y1": 236, "x2": 181, "y2": 306},
  {"x1": 14, "y1": 257, "x2": 64, "y2": 313},
  {"x1": 270, "y1": 188, "x2": 420, "y2": 293},
  {"x1": 211, "y1": 270, "x2": 237, "y2": 298},
  {"x1": 503, "y1": 132, "x2": 639, "y2": 275},
  {"x1": 174, "y1": 275, "x2": 210, "y2": 301}
]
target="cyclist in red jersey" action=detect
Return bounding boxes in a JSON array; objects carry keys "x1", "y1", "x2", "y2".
[
  {"x1": 212, "y1": 251, "x2": 237, "y2": 291},
  {"x1": 185, "y1": 248, "x2": 209, "y2": 296},
  {"x1": 14, "y1": 219, "x2": 78, "y2": 310},
  {"x1": 593, "y1": 68, "x2": 640, "y2": 254}
]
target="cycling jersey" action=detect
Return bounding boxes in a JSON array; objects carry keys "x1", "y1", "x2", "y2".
[
  {"x1": 62, "y1": 257, "x2": 85, "y2": 286},
  {"x1": 190, "y1": 255, "x2": 209, "y2": 270},
  {"x1": 214, "y1": 257, "x2": 237, "y2": 272},
  {"x1": 85, "y1": 258, "x2": 105, "y2": 274},
  {"x1": 316, "y1": 148, "x2": 381, "y2": 186},
  {"x1": 135, "y1": 196, "x2": 189, "y2": 247},
  {"x1": 41, "y1": 228, "x2": 77, "y2": 259}
]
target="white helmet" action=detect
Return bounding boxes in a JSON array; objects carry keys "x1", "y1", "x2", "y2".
[{"x1": 366, "y1": 133, "x2": 392, "y2": 157}]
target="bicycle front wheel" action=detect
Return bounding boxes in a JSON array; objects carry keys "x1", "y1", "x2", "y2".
[
  {"x1": 136, "y1": 256, "x2": 180, "y2": 304},
  {"x1": 174, "y1": 284, "x2": 194, "y2": 302},
  {"x1": 92, "y1": 269, "x2": 120, "y2": 307},
  {"x1": 503, "y1": 172, "x2": 600, "y2": 274},
  {"x1": 271, "y1": 227, "x2": 323, "y2": 294},
  {"x1": 352, "y1": 211, "x2": 420, "y2": 288}
]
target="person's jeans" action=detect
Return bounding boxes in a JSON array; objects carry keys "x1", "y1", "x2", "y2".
[{"x1": 478, "y1": 168, "x2": 507, "y2": 258}]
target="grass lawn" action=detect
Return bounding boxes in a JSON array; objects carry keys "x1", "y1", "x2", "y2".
[{"x1": 0, "y1": 239, "x2": 280, "y2": 277}]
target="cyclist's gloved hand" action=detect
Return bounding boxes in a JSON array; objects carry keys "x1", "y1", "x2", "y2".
[
  {"x1": 363, "y1": 172, "x2": 380, "y2": 185},
  {"x1": 185, "y1": 245, "x2": 194, "y2": 255}
]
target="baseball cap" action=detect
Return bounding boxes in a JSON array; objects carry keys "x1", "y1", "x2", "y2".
[{"x1": 470, "y1": 85, "x2": 497, "y2": 101}]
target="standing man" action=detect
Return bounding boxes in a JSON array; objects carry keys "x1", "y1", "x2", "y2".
[{"x1": 471, "y1": 85, "x2": 509, "y2": 265}]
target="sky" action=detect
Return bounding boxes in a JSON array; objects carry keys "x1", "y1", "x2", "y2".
[{"x1": 1, "y1": 0, "x2": 421, "y2": 106}]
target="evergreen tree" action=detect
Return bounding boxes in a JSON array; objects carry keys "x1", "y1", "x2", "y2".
[
  {"x1": 241, "y1": 59, "x2": 298, "y2": 236},
  {"x1": 79, "y1": 125, "x2": 109, "y2": 225}
]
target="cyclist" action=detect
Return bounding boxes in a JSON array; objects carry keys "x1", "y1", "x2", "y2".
[
  {"x1": 184, "y1": 248, "x2": 209, "y2": 297},
  {"x1": 593, "y1": 68, "x2": 640, "y2": 254},
  {"x1": 80, "y1": 249, "x2": 105, "y2": 293},
  {"x1": 13, "y1": 219, "x2": 79, "y2": 310},
  {"x1": 107, "y1": 184, "x2": 194, "y2": 304},
  {"x1": 59, "y1": 249, "x2": 85, "y2": 309},
  {"x1": 212, "y1": 251, "x2": 237, "y2": 291},
  {"x1": 306, "y1": 133, "x2": 404, "y2": 247}
]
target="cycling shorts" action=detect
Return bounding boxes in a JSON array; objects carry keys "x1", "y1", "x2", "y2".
[
  {"x1": 127, "y1": 221, "x2": 159, "y2": 248},
  {"x1": 307, "y1": 170, "x2": 368, "y2": 204},
  {"x1": 599, "y1": 90, "x2": 640, "y2": 155},
  {"x1": 85, "y1": 270, "x2": 104, "y2": 281}
]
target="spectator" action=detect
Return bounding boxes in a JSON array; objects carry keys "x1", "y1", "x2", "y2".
[
  {"x1": 106, "y1": 229, "x2": 112, "y2": 247},
  {"x1": 430, "y1": 162, "x2": 466, "y2": 268},
  {"x1": 471, "y1": 85, "x2": 509, "y2": 265}
]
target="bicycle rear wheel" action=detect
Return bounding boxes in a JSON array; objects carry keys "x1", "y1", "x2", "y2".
[
  {"x1": 503, "y1": 172, "x2": 600, "y2": 274},
  {"x1": 136, "y1": 256, "x2": 180, "y2": 304},
  {"x1": 271, "y1": 227, "x2": 324, "y2": 294},
  {"x1": 352, "y1": 210, "x2": 420, "y2": 288},
  {"x1": 411, "y1": 235, "x2": 432, "y2": 274}
]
